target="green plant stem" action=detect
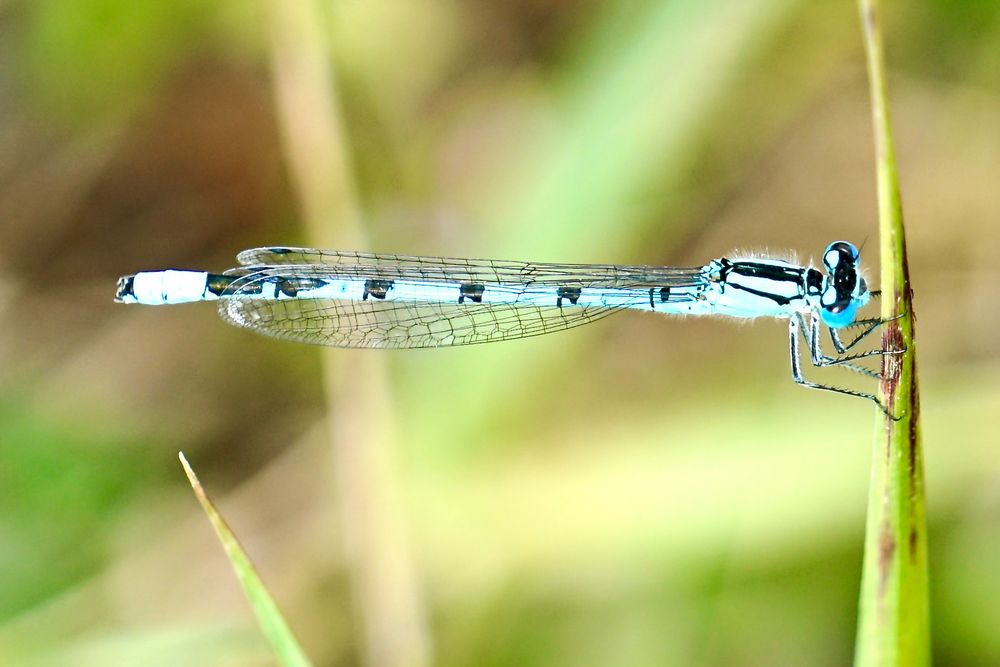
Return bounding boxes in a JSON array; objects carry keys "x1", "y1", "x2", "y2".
[
  {"x1": 854, "y1": 1, "x2": 930, "y2": 665},
  {"x1": 179, "y1": 453, "x2": 313, "y2": 667}
]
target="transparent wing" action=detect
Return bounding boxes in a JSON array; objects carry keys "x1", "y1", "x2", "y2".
[
  {"x1": 234, "y1": 246, "x2": 691, "y2": 284},
  {"x1": 218, "y1": 250, "x2": 706, "y2": 349},
  {"x1": 220, "y1": 286, "x2": 631, "y2": 348}
]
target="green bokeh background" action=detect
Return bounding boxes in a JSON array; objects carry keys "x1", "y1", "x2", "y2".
[{"x1": 1, "y1": 0, "x2": 998, "y2": 665}]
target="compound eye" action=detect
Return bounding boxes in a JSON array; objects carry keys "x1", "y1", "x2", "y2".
[
  {"x1": 821, "y1": 299, "x2": 859, "y2": 328},
  {"x1": 822, "y1": 241, "x2": 859, "y2": 271},
  {"x1": 820, "y1": 285, "x2": 844, "y2": 311},
  {"x1": 819, "y1": 283, "x2": 859, "y2": 328}
]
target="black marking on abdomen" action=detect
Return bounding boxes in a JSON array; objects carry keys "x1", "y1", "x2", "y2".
[
  {"x1": 458, "y1": 283, "x2": 485, "y2": 304},
  {"x1": 648, "y1": 286, "x2": 672, "y2": 308},
  {"x1": 206, "y1": 274, "x2": 237, "y2": 297},
  {"x1": 556, "y1": 286, "x2": 582, "y2": 307},
  {"x1": 117, "y1": 275, "x2": 136, "y2": 300},
  {"x1": 277, "y1": 277, "x2": 326, "y2": 297},
  {"x1": 363, "y1": 279, "x2": 394, "y2": 300}
]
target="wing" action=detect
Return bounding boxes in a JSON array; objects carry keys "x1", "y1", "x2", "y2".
[
  {"x1": 218, "y1": 248, "x2": 705, "y2": 349},
  {"x1": 234, "y1": 246, "x2": 685, "y2": 282}
]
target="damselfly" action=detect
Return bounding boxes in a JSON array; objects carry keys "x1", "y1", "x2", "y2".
[{"x1": 115, "y1": 241, "x2": 902, "y2": 414}]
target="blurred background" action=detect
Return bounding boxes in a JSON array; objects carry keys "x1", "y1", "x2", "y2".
[{"x1": 0, "y1": 0, "x2": 998, "y2": 665}]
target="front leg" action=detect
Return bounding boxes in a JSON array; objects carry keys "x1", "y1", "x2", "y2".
[
  {"x1": 787, "y1": 316, "x2": 889, "y2": 408},
  {"x1": 827, "y1": 291, "x2": 907, "y2": 354},
  {"x1": 801, "y1": 312, "x2": 884, "y2": 378},
  {"x1": 788, "y1": 317, "x2": 901, "y2": 419},
  {"x1": 829, "y1": 318, "x2": 884, "y2": 354}
]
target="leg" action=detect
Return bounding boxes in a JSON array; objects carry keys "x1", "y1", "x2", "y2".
[
  {"x1": 829, "y1": 318, "x2": 884, "y2": 354},
  {"x1": 800, "y1": 312, "x2": 898, "y2": 376},
  {"x1": 829, "y1": 290, "x2": 908, "y2": 354},
  {"x1": 788, "y1": 317, "x2": 900, "y2": 420}
]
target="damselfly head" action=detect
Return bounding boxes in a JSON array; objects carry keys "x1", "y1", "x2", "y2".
[{"x1": 818, "y1": 241, "x2": 868, "y2": 328}]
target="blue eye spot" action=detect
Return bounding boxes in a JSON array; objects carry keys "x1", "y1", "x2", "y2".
[{"x1": 821, "y1": 300, "x2": 859, "y2": 328}]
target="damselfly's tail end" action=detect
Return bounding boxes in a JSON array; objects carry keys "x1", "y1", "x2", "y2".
[
  {"x1": 115, "y1": 275, "x2": 137, "y2": 303},
  {"x1": 113, "y1": 270, "x2": 219, "y2": 305}
]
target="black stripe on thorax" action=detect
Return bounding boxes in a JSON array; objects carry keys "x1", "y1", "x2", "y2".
[
  {"x1": 717, "y1": 259, "x2": 807, "y2": 307},
  {"x1": 721, "y1": 259, "x2": 806, "y2": 283}
]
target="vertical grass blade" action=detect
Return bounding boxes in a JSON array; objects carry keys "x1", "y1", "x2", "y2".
[
  {"x1": 262, "y1": 2, "x2": 432, "y2": 666},
  {"x1": 179, "y1": 453, "x2": 313, "y2": 667},
  {"x1": 854, "y1": 1, "x2": 930, "y2": 665}
]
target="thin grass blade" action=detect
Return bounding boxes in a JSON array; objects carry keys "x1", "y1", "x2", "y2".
[{"x1": 179, "y1": 452, "x2": 313, "y2": 667}]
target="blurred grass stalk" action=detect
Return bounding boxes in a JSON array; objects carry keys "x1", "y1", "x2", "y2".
[
  {"x1": 408, "y1": 0, "x2": 805, "y2": 444},
  {"x1": 179, "y1": 453, "x2": 312, "y2": 667},
  {"x1": 854, "y1": 0, "x2": 929, "y2": 665},
  {"x1": 263, "y1": 2, "x2": 431, "y2": 667}
]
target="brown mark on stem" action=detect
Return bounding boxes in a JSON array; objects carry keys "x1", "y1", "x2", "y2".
[
  {"x1": 881, "y1": 323, "x2": 904, "y2": 413},
  {"x1": 879, "y1": 518, "x2": 897, "y2": 600},
  {"x1": 907, "y1": 356, "x2": 921, "y2": 562}
]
